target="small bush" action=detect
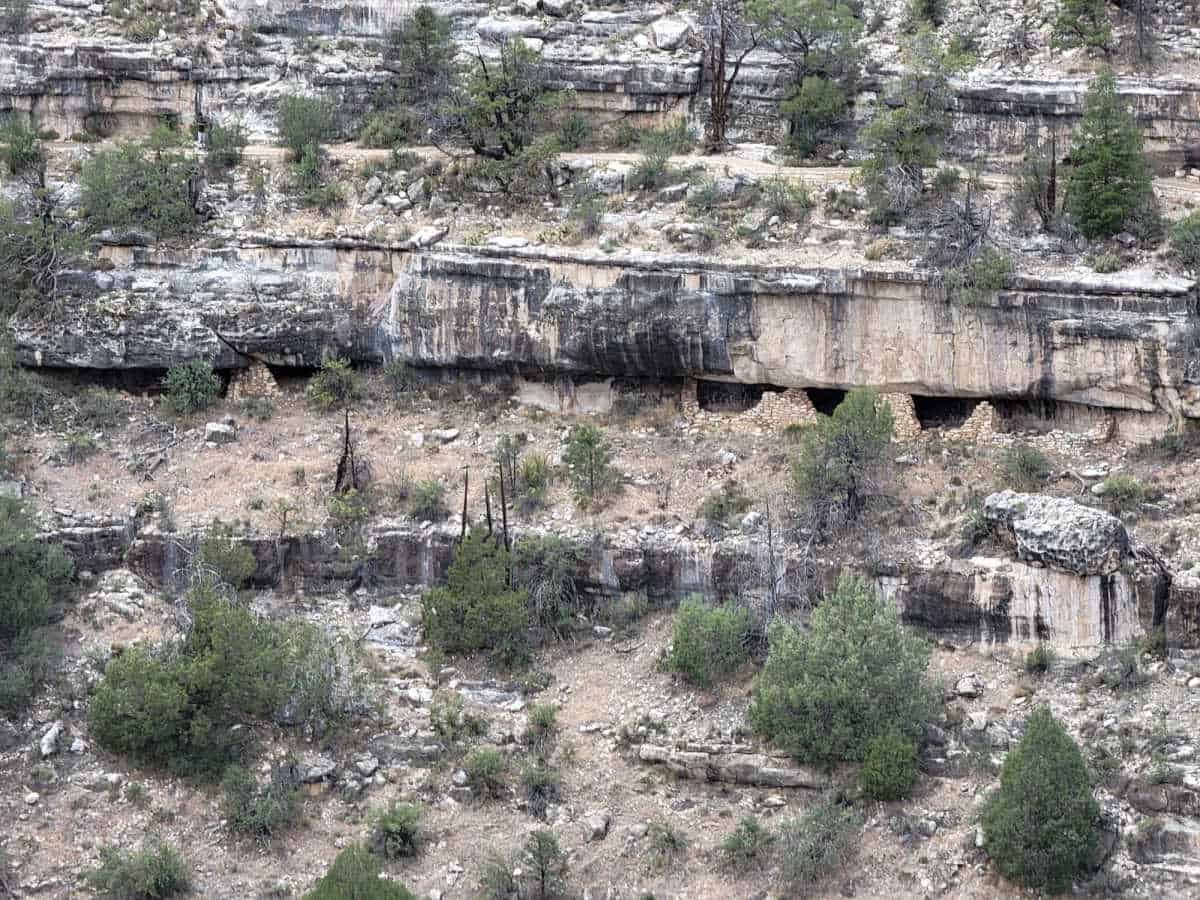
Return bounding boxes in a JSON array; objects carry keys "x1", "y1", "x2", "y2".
[
  {"x1": 628, "y1": 149, "x2": 674, "y2": 192},
  {"x1": 277, "y1": 94, "x2": 336, "y2": 161},
  {"x1": 368, "y1": 802, "x2": 425, "y2": 860},
  {"x1": 1024, "y1": 642, "x2": 1055, "y2": 675},
  {"x1": 557, "y1": 113, "x2": 592, "y2": 151},
  {"x1": 80, "y1": 129, "x2": 201, "y2": 237},
  {"x1": 777, "y1": 801, "x2": 862, "y2": 891},
  {"x1": 304, "y1": 845, "x2": 417, "y2": 900},
  {"x1": 516, "y1": 453, "x2": 553, "y2": 513},
  {"x1": 720, "y1": 816, "x2": 774, "y2": 872},
  {"x1": 73, "y1": 387, "x2": 126, "y2": 429},
  {"x1": 998, "y1": 443, "x2": 1049, "y2": 491},
  {"x1": 1170, "y1": 211, "x2": 1200, "y2": 274},
  {"x1": 464, "y1": 747, "x2": 508, "y2": 799},
  {"x1": 646, "y1": 819, "x2": 687, "y2": 869},
  {"x1": 860, "y1": 729, "x2": 919, "y2": 801},
  {"x1": 205, "y1": 119, "x2": 247, "y2": 172},
  {"x1": 519, "y1": 757, "x2": 562, "y2": 820},
  {"x1": 563, "y1": 423, "x2": 619, "y2": 509},
  {"x1": 84, "y1": 837, "x2": 190, "y2": 900},
  {"x1": 931, "y1": 166, "x2": 961, "y2": 196},
  {"x1": 407, "y1": 479, "x2": 448, "y2": 521},
  {"x1": 1100, "y1": 474, "x2": 1146, "y2": 515},
  {"x1": 698, "y1": 481, "x2": 751, "y2": 525},
  {"x1": 523, "y1": 702, "x2": 559, "y2": 749},
  {"x1": 0, "y1": 497, "x2": 73, "y2": 714},
  {"x1": 782, "y1": 75, "x2": 848, "y2": 159},
  {"x1": 981, "y1": 707, "x2": 1100, "y2": 893},
  {"x1": 162, "y1": 360, "x2": 220, "y2": 415},
  {"x1": 305, "y1": 358, "x2": 362, "y2": 412},
  {"x1": 638, "y1": 117, "x2": 695, "y2": 156},
  {"x1": 520, "y1": 830, "x2": 568, "y2": 900},
  {"x1": 749, "y1": 575, "x2": 934, "y2": 765},
  {"x1": 512, "y1": 533, "x2": 588, "y2": 638},
  {"x1": 429, "y1": 690, "x2": 488, "y2": 746},
  {"x1": 221, "y1": 763, "x2": 302, "y2": 841},
  {"x1": 760, "y1": 175, "x2": 814, "y2": 221},
  {"x1": 0, "y1": 117, "x2": 44, "y2": 176},
  {"x1": 199, "y1": 520, "x2": 256, "y2": 589},
  {"x1": 421, "y1": 530, "x2": 529, "y2": 663},
  {"x1": 570, "y1": 192, "x2": 606, "y2": 238},
  {"x1": 944, "y1": 248, "x2": 1013, "y2": 306},
  {"x1": 666, "y1": 598, "x2": 752, "y2": 688},
  {"x1": 824, "y1": 187, "x2": 861, "y2": 218},
  {"x1": 686, "y1": 175, "x2": 722, "y2": 214},
  {"x1": 1089, "y1": 249, "x2": 1122, "y2": 273}
]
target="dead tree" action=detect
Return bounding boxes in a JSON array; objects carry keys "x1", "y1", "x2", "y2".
[
  {"x1": 701, "y1": 0, "x2": 757, "y2": 150},
  {"x1": 334, "y1": 410, "x2": 370, "y2": 493}
]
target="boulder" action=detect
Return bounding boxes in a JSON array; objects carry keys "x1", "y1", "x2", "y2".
[
  {"x1": 651, "y1": 16, "x2": 692, "y2": 51},
  {"x1": 982, "y1": 490, "x2": 1129, "y2": 576},
  {"x1": 582, "y1": 811, "x2": 611, "y2": 841},
  {"x1": 204, "y1": 422, "x2": 237, "y2": 445},
  {"x1": 40, "y1": 721, "x2": 64, "y2": 758}
]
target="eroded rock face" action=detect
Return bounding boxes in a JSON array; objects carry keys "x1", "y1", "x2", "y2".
[
  {"x1": 982, "y1": 490, "x2": 1130, "y2": 576},
  {"x1": 387, "y1": 247, "x2": 1200, "y2": 424}
]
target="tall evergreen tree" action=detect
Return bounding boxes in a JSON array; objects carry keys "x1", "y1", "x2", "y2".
[{"x1": 1065, "y1": 67, "x2": 1154, "y2": 238}]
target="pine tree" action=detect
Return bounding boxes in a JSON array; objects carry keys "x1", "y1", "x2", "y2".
[
  {"x1": 1064, "y1": 68, "x2": 1154, "y2": 239},
  {"x1": 982, "y1": 707, "x2": 1100, "y2": 892}
]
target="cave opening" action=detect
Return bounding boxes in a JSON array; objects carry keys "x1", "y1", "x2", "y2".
[
  {"x1": 912, "y1": 395, "x2": 978, "y2": 429},
  {"x1": 806, "y1": 387, "x2": 848, "y2": 415},
  {"x1": 696, "y1": 380, "x2": 767, "y2": 412}
]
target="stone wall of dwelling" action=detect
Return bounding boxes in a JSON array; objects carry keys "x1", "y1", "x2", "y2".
[{"x1": 227, "y1": 361, "x2": 283, "y2": 403}]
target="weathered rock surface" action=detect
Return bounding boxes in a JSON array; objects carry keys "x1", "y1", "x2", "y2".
[
  {"x1": 982, "y1": 490, "x2": 1130, "y2": 576},
  {"x1": 387, "y1": 247, "x2": 1200, "y2": 425},
  {"x1": 637, "y1": 742, "x2": 830, "y2": 789}
]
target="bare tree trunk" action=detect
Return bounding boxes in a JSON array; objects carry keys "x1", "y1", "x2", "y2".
[{"x1": 460, "y1": 466, "x2": 469, "y2": 541}]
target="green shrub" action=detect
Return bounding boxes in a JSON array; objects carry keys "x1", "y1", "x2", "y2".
[
  {"x1": 429, "y1": 690, "x2": 488, "y2": 746},
  {"x1": 1052, "y1": 0, "x2": 1111, "y2": 53},
  {"x1": 777, "y1": 801, "x2": 862, "y2": 891},
  {"x1": 563, "y1": 423, "x2": 619, "y2": 509},
  {"x1": 1065, "y1": 69, "x2": 1155, "y2": 239},
  {"x1": 557, "y1": 113, "x2": 592, "y2": 151},
  {"x1": 277, "y1": 94, "x2": 336, "y2": 161},
  {"x1": 1101, "y1": 474, "x2": 1146, "y2": 515},
  {"x1": 628, "y1": 149, "x2": 675, "y2": 192},
  {"x1": 520, "y1": 830, "x2": 568, "y2": 900},
  {"x1": 944, "y1": 248, "x2": 1013, "y2": 306},
  {"x1": 720, "y1": 816, "x2": 774, "y2": 872},
  {"x1": 0, "y1": 497, "x2": 73, "y2": 714},
  {"x1": 646, "y1": 819, "x2": 687, "y2": 869},
  {"x1": 464, "y1": 747, "x2": 508, "y2": 799},
  {"x1": 790, "y1": 388, "x2": 893, "y2": 530},
  {"x1": 998, "y1": 442, "x2": 1049, "y2": 491},
  {"x1": 698, "y1": 481, "x2": 751, "y2": 525},
  {"x1": 860, "y1": 729, "x2": 919, "y2": 801},
  {"x1": 523, "y1": 702, "x2": 559, "y2": 749},
  {"x1": 221, "y1": 762, "x2": 302, "y2": 840},
  {"x1": 512, "y1": 533, "x2": 587, "y2": 638},
  {"x1": 1024, "y1": 642, "x2": 1056, "y2": 675},
  {"x1": 570, "y1": 192, "x2": 606, "y2": 239},
  {"x1": 981, "y1": 707, "x2": 1100, "y2": 893},
  {"x1": 1170, "y1": 211, "x2": 1200, "y2": 274},
  {"x1": 781, "y1": 76, "x2": 848, "y2": 158},
  {"x1": 73, "y1": 387, "x2": 126, "y2": 429},
  {"x1": 358, "y1": 110, "x2": 422, "y2": 148},
  {"x1": 638, "y1": 117, "x2": 695, "y2": 156},
  {"x1": 519, "y1": 757, "x2": 561, "y2": 820},
  {"x1": 516, "y1": 453, "x2": 553, "y2": 512},
  {"x1": 760, "y1": 175, "x2": 813, "y2": 221},
  {"x1": 906, "y1": 0, "x2": 946, "y2": 27},
  {"x1": 199, "y1": 520, "x2": 256, "y2": 589},
  {"x1": 205, "y1": 119, "x2": 247, "y2": 172},
  {"x1": 1089, "y1": 249, "x2": 1122, "y2": 273},
  {"x1": 368, "y1": 802, "x2": 425, "y2": 860},
  {"x1": 421, "y1": 529, "x2": 529, "y2": 663},
  {"x1": 686, "y1": 175, "x2": 721, "y2": 213},
  {"x1": 305, "y1": 358, "x2": 362, "y2": 412},
  {"x1": 379, "y1": 4, "x2": 456, "y2": 144},
  {"x1": 304, "y1": 845, "x2": 417, "y2": 900},
  {"x1": 88, "y1": 578, "x2": 346, "y2": 774},
  {"x1": 84, "y1": 837, "x2": 190, "y2": 900},
  {"x1": 0, "y1": 117, "x2": 44, "y2": 176},
  {"x1": 407, "y1": 479, "x2": 448, "y2": 521},
  {"x1": 667, "y1": 598, "x2": 752, "y2": 688},
  {"x1": 162, "y1": 360, "x2": 220, "y2": 415},
  {"x1": 80, "y1": 129, "x2": 200, "y2": 237},
  {"x1": 749, "y1": 574, "x2": 934, "y2": 765}
]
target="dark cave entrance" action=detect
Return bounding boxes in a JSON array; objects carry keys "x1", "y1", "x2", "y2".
[
  {"x1": 806, "y1": 387, "x2": 848, "y2": 415},
  {"x1": 912, "y1": 395, "x2": 978, "y2": 429},
  {"x1": 696, "y1": 380, "x2": 767, "y2": 412}
]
